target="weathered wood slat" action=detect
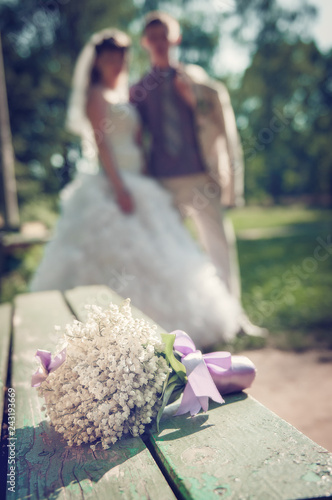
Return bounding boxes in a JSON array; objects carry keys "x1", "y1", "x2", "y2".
[
  {"x1": 0, "y1": 302, "x2": 11, "y2": 428},
  {"x1": 147, "y1": 393, "x2": 332, "y2": 500},
  {"x1": 64, "y1": 284, "x2": 167, "y2": 336},
  {"x1": 9, "y1": 285, "x2": 332, "y2": 500},
  {"x1": 8, "y1": 290, "x2": 175, "y2": 500}
]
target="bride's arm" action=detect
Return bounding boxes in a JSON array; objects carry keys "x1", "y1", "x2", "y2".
[
  {"x1": 135, "y1": 128, "x2": 148, "y2": 175},
  {"x1": 86, "y1": 86, "x2": 134, "y2": 214}
]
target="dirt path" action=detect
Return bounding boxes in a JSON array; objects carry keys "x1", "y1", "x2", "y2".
[{"x1": 240, "y1": 348, "x2": 332, "y2": 452}]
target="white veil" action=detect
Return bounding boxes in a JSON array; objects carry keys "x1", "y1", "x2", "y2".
[{"x1": 65, "y1": 28, "x2": 131, "y2": 171}]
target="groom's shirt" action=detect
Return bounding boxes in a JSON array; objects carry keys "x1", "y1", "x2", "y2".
[{"x1": 130, "y1": 66, "x2": 206, "y2": 178}]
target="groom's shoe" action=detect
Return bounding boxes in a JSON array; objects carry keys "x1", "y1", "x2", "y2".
[{"x1": 237, "y1": 313, "x2": 269, "y2": 339}]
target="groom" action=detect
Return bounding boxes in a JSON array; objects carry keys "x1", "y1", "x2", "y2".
[{"x1": 130, "y1": 11, "x2": 265, "y2": 337}]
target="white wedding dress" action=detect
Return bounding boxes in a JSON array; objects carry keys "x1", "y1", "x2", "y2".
[{"x1": 30, "y1": 98, "x2": 241, "y2": 347}]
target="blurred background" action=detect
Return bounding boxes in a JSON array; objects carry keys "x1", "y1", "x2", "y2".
[{"x1": 0, "y1": 0, "x2": 331, "y2": 447}]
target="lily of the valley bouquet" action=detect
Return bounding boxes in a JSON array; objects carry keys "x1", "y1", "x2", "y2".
[{"x1": 32, "y1": 299, "x2": 256, "y2": 450}]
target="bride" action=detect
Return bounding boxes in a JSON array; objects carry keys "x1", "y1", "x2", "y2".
[{"x1": 29, "y1": 28, "x2": 242, "y2": 348}]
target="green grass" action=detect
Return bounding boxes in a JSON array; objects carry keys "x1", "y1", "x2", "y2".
[
  {"x1": 189, "y1": 205, "x2": 332, "y2": 350},
  {"x1": 228, "y1": 205, "x2": 332, "y2": 231},
  {"x1": 238, "y1": 235, "x2": 332, "y2": 350},
  {"x1": 1, "y1": 205, "x2": 332, "y2": 350},
  {"x1": 229, "y1": 206, "x2": 332, "y2": 350}
]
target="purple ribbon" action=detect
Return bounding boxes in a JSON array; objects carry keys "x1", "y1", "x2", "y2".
[
  {"x1": 172, "y1": 330, "x2": 229, "y2": 416},
  {"x1": 31, "y1": 348, "x2": 66, "y2": 387},
  {"x1": 172, "y1": 330, "x2": 256, "y2": 416}
]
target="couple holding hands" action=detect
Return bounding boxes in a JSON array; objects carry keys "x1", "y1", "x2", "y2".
[{"x1": 30, "y1": 11, "x2": 266, "y2": 347}]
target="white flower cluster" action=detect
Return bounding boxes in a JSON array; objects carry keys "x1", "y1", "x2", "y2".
[{"x1": 37, "y1": 299, "x2": 170, "y2": 449}]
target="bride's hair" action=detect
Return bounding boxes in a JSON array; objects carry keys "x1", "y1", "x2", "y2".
[
  {"x1": 90, "y1": 36, "x2": 130, "y2": 85},
  {"x1": 65, "y1": 28, "x2": 131, "y2": 168}
]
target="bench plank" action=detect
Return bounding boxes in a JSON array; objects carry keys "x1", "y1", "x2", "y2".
[
  {"x1": 8, "y1": 290, "x2": 175, "y2": 500},
  {"x1": 0, "y1": 302, "x2": 11, "y2": 428},
  {"x1": 147, "y1": 393, "x2": 332, "y2": 500},
  {"x1": 65, "y1": 285, "x2": 332, "y2": 499}
]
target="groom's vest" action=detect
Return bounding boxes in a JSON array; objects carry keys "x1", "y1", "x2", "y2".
[{"x1": 130, "y1": 64, "x2": 244, "y2": 208}]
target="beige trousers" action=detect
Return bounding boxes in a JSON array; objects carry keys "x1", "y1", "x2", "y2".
[{"x1": 160, "y1": 173, "x2": 241, "y2": 299}]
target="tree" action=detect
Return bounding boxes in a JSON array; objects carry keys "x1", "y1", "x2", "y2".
[{"x1": 235, "y1": 39, "x2": 332, "y2": 204}]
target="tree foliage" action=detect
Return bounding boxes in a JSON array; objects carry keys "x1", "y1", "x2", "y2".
[
  {"x1": 0, "y1": 0, "x2": 138, "y2": 210},
  {"x1": 235, "y1": 39, "x2": 332, "y2": 203}
]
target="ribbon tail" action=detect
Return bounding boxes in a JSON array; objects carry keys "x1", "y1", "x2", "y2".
[
  {"x1": 175, "y1": 382, "x2": 202, "y2": 416},
  {"x1": 198, "y1": 396, "x2": 209, "y2": 412},
  {"x1": 175, "y1": 360, "x2": 225, "y2": 417},
  {"x1": 188, "y1": 361, "x2": 225, "y2": 406},
  {"x1": 31, "y1": 367, "x2": 48, "y2": 387}
]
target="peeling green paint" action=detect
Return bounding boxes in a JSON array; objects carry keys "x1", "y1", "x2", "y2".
[{"x1": 301, "y1": 471, "x2": 322, "y2": 483}]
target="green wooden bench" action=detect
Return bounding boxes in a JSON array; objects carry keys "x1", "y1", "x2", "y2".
[{"x1": 1, "y1": 285, "x2": 332, "y2": 499}]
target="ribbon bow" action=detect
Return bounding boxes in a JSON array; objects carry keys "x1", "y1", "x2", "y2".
[
  {"x1": 172, "y1": 330, "x2": 232, "y2": 416},
  {"x1": 31, "y1": 348, "x2": 67, "y2": 387}
]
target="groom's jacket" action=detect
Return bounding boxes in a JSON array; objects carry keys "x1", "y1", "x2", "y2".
[{"x1": 130, "y1": 63, "x2": 244, "y2": 208}]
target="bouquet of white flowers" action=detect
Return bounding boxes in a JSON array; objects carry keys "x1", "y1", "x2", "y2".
[{"x1": 32, "y1": 299, "x2": 256, "y2": 450}]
